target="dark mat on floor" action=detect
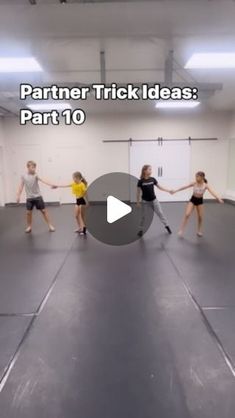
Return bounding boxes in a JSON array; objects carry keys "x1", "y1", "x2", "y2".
[
  {"x1": 0, "y1": 317, "x2": 31, "y2": 381},
  {"x1": 0, "y1": 206, "x2": 75, "y2": 314},
  {"x1": 204, "y1": 308, "x2": 235, "y2": 365},
  {"x1": 0, "y1": 203, "x2": 235, "y2": 418},
  {"x1": 0, "y1": 234, "x2": 235, "y2": 418},
  {"x1": 163, "y1": 203, "x2": 235, "y2": 307}
]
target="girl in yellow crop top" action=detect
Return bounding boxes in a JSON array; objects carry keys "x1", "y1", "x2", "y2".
[{"x1": 53, "y1": 171, "x2": 88, "y2": 235}]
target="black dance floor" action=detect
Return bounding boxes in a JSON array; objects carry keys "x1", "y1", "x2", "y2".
[{"x1": 0, "y1": 202, "x2": 235, "y2": 418}]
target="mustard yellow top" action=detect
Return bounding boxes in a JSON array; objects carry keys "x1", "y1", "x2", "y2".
[{"x1": 71, "y1": 182, "x2": 87, "y2": 198}]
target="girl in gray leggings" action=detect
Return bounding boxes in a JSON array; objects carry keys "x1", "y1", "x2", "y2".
[{"x1": 137, "y1": 165, "x2": 173, "y2": 236}]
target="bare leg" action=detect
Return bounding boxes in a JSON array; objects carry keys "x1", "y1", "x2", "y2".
[
  {"x1": 77, "y1": 205, "x2": 85, "y2": 230},
  {"x1": 81, "y1": 205, "x2": 86, "y2": 227},
  {"x1": 81, "y1": 205, "x2": 87, "y2": 233},
  {"x1": 178, "y1": 202, "x2": 194, "y2": 236},
  {"x1": 74, "y1": 205, "x2": 80, "y2": 231},
  {"x1": 40, "y1": 209, "x2": 55, "y2": 232},
  {"x1": 25, "y1": 210, "x2": 33, "y2": 233},
  {"x1": 196, "y1": 205, "x2": 204, "y2": 236}
]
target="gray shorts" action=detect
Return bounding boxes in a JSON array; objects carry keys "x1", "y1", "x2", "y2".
[{"x1": 26, "y1": 197, "x2": 45, "y2": 211}]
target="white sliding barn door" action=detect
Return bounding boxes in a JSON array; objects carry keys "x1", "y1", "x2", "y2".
[
  {"x1": 157, "y1": 141, "x2": 191, "y2": 201},
  {"x1": 130, "y1": 141, "x2": 191, "y2": 202}
]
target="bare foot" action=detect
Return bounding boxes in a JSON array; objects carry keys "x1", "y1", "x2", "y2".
[
  {"x1": 197, "y1": 232, "x2": 203, "y2": 237},
  {"x1": 25, "y1": 226, "x2": 32, "y2": 233},
  {"x1": 178, "y1": 230, "x2": 183, "y2": 237},
  {"x1": 49, "y1": 225, "x2": 55, "y2": 232}
]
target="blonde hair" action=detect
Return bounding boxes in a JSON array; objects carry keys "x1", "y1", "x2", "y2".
[
  {"x1": 73, "y1": 171, "x2": 87, "y2": 186},
  {"x1": 140, "y1": 165, "x2": 151, "y2": 179},
  {"x1": 27, "y1": 160, "x2": 37, "y2": 168}
]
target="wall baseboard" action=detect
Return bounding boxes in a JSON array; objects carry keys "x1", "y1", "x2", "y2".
[
  {"x1": 224, "y1": 191, "x2": 235, "y2": 202},
  {"x1": 224, "y1": 199, "x2": 235, "y2": 206},
  {"x1": 3, "y1": 199, "x2": 230, "y2": 208},
  {"x1": 5, "y1": 202, "x2": 60, "y2": 207}
]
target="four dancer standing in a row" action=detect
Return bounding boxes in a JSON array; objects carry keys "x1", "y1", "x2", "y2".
[{"x1": 17, "y1": 161, "x2": 223, "y2": 237}]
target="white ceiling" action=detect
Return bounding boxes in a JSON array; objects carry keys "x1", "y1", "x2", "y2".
[{"x1": 0, "y1": 0, "x2": 235, "y2": 115}]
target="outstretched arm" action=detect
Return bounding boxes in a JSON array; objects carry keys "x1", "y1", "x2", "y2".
[
  {"x1": 207, "y1": 185, "x2": 224, "y2": 203},
  {"x1": 173, "y1": 182, "x2": 195, "y2": 194},
  {"x1": 16, "y1": 179, "x2": 24, "y2": 203},
  {"x1": 38, "y1": 177, "x2": 71, "y2": 189},
  {"x1": 38, "y1": 176, "x2": 57, "y2": 187},
  {"x1": 157, "y1": 184, "x2": 174, "y2": 194},
  {"x1": 51, "y1": 184, "x2": 71, "y2": 189}
]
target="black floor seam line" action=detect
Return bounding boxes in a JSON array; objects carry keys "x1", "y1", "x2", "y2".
[
  {"x1": 163, "y1": 244, "x2": 235, "y2": 378},
  {"x1": 0, "y1": 236, "x2": 77, "y2": 393}
]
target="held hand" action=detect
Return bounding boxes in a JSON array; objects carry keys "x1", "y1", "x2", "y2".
[
  {"x1": 51, "y1": 185, "x2": 58, "y2": 189},
  {"x1": 169, "y1": 190, "x2": 175, "y2": 195}
]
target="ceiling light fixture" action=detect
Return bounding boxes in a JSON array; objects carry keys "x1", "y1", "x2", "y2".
[
  {"x1": 0, "y1": 57, "x2": 43, "y2": 72},
  {"x1": 185, "y1": 53, "x2": 235, "y2": 69},
  {"x1": 155, "y1": 101, "x2": 200, "y2": 109},
  {"x1": 27, "y1": 103, "x2": 72, "y2": 111}
]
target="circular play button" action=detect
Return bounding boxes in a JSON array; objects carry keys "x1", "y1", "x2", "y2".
[{"x1": 86, "y1": 172, "x2": 154, "y2": 246}]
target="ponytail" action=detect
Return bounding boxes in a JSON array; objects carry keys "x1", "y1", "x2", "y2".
[
  {"x1": 73, "y1": 171, "x2": 87, "y2": 186},
  {"x1": 197, "y1": 171, "x2": 207, "y2": 183},
  {"x1": 81, "y1": 176, "x2": 87, "y2": 186}
]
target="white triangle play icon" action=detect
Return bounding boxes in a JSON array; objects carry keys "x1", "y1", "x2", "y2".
[{"x1": 107, "y1": 195, "x2": 132, "y2": 224}]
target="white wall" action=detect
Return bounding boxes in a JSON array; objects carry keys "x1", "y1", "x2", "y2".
[
  {"x1": 0, "y1": 118, "x2": 6, "y2": 205},
  {"x1": 2, "y1": 111, "x2": 230, "y2": 203},
  {"x1": 226, "y1": 112, "x2": 235, "y2": 200},
  {"x1": 229, "y1": 113, "x2": 235, "y2": 138},
  {"x1": 0, "y1": 118, "x2": 4, "y2": 145}
]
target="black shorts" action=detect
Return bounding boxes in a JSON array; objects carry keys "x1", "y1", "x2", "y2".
[
  {"x1": 190, "y1": 195, "x2": 203, "y2": 206},
  {"x1": 76, "y1": 197, "x2": 86, "y2": 206},
  {"x1": 26, "y1": 197, "x2": 45, "y2": 211}
]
